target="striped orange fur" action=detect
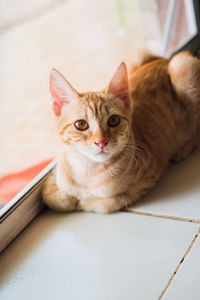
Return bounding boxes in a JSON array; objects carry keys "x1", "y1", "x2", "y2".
[{"x1": 42, "y1": 51, "x2": 200, "y2": 213}]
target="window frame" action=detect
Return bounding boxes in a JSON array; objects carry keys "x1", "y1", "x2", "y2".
[
  {"x1": 0, "y1": 160, "x2": 56, "y2": 253},
  {"x1": 170, "y1": 0, "x2": 200, "y2": 57}
]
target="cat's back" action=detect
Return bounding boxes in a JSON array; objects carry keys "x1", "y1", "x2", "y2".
[
  {"x1": 129, "y1": 57, "x2": 172, "y2": 107},
  {"x1": 128, "y1": 52, "x2": 200, "y2": 162},
  {"x1": 129, "y1": 51, "x2": 200, "y2": 125},
  {"x1": 129, "y1": 57, "x2": 179, "y2": 139}
]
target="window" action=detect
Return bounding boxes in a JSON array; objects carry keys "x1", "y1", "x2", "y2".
[{"x1": 159, "y1": 0, "x2": 199, "y2": 56}]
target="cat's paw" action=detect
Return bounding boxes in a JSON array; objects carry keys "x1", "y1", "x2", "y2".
[
  {"x1": 43, "y1": 190, "x2": 78, "y2": 212},
  {"x1": 42, "y1": 173, "x2": 78, "y2": 212},
  {"x1": 76, "y1": 199, "x2": 115, "y2": 213},
  {"x1": 76, "y1": 194, "x2": 131, "y2": 213},
  {"x1": 76, "y1": 199, "x2": 115, "y2": 214}
]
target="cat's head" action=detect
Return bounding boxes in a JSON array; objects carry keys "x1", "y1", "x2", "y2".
[{"x1": 49, "y1": 63, "x2": 133, "y2": 162}]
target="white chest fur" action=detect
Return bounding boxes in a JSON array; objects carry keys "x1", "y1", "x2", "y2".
[{"x1": 56, "y1": 150, "x2": 133, "y2": 200}]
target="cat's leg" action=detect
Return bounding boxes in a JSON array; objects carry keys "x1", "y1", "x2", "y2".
[
  {"x1": 42, "y1": 170, "x2": 77, "y2": 212},
  {"x1": 77, "y1": 193, "x2": 132, "y2": 213}
]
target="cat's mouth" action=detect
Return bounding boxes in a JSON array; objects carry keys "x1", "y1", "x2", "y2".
[
  {"x1": 97, "y1": 149, "x2": 108, "y2": 155},
  {"x1": 85, "y1": 148, "x2": 111, "y2": 162}
]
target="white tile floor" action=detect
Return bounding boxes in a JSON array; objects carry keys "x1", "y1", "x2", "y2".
[
  {"x1": 129, "y1": 149, "x2": 200, "y2": 223},
  {"x1": 164, "y1": 232, "x2": 200, "y2": 300},
  {"x1": 0, "y1": 207, "x2": 199, "y2": 300}
]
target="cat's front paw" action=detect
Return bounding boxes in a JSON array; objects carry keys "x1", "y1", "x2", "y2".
[
  {"x1": 76, "y1": 199, "x2": 115, "y2": 213},
  {"x1": 43, "y1": 190, "x2": 78, "y2": 212},
  {"x1": 77, "y1": 194, "x2": 132, "y2": 213},
  {"x1": 42, "y1": 173, "x2": 78, "y2": 212}
]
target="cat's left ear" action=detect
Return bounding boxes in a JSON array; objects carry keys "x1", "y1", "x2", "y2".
[
  {"x1": 49, "y1": 69, "x2": 80, "y2": 116},
  {"x1": 108, "y1": 62, "x2": 130, "y2": 107}
]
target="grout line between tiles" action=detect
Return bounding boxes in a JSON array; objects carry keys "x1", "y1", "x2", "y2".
[
  {"x1": 158, "y1": 227, "x2": 200, "y2": 300},
  {"x1": 125, "y1": 209, "x2": 200, "y2": 224}
]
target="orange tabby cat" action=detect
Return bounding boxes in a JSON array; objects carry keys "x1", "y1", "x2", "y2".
[{"x1": 42, "y1": 51, "x2": 200, "y2": 213}]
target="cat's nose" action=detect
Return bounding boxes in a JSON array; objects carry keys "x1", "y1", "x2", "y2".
[{"x1": 95, "y1": 138, "x2": 109, "y2": 149}]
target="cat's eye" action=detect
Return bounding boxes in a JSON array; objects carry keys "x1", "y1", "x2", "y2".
[
  {"x1": 107, "y1": 115, "x2": 120, "y2": 128},
  {"x1": 74, "y1": 119, "x2": 89, "y2": 131}
]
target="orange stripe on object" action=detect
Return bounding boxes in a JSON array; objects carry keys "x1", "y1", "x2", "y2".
[{"x1": 0, "y1": 158, "x2": 54, "y2": 204}]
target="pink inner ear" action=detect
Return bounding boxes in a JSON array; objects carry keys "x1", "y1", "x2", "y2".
[
  {"x1": 108, "y1": 62, "x2": 130, "y2": 106},
  {"x1": 49, "y1": 69, "x2": 79, "y2": 116},
  {"x1": 52, "y1": 98, "x2": 68, "y2": 116}
]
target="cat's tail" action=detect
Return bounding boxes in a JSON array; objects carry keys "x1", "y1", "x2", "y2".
[{"x1": 168, "y1": 51, "x2": 200, "y2": 103}]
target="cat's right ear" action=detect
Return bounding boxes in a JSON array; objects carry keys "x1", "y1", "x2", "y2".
[
  {"x1": 108, "y1": 62, "x2": 130, "y2": 107},
  {"x1": 49, "y1": 69, "x2": 79, "y2": 116}
]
